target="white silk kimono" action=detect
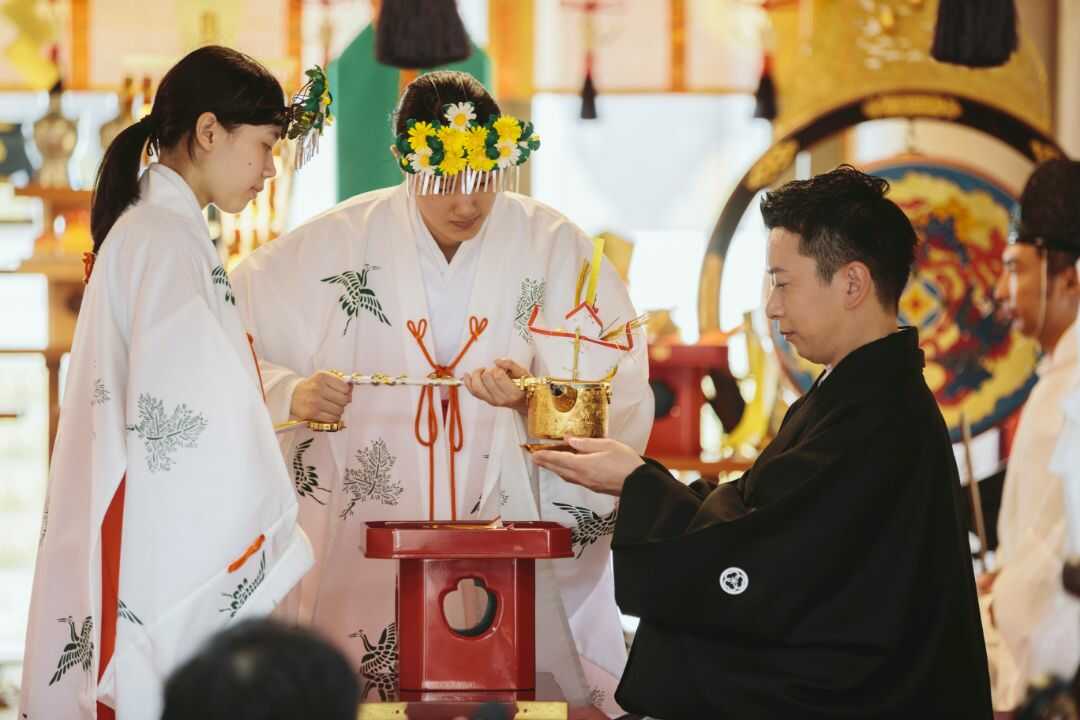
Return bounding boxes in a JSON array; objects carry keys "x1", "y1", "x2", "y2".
[
  {"x1": 987, "y1": 320, "x2": 1080, "y2": 709},
  {"x1": 231, "y1": 184, "x2": 654, "y2": 713},
  {"x1": 19, "y1": 164, "x2": 313, "y2": 720}
]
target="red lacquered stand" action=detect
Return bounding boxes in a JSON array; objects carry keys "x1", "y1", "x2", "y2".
[{"x1": 365, "y1": 520, "x2": 573, "y2": 696}]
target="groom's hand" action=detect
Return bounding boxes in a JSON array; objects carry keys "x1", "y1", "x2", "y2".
[{"x1": 531, "y1": 437, "x2": 645, "y2": 497}]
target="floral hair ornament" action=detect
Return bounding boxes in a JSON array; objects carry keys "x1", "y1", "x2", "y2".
[
  {"x1": 393, "y1": 100, "x2": 541, "y2": 195},
  {"x1": 285, "y1": 65, "x2": 334, "y2": 169}
]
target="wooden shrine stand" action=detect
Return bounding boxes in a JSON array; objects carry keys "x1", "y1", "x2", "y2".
[{"x1": 361, "y1": 521, "x2": 574, "y2": 719}]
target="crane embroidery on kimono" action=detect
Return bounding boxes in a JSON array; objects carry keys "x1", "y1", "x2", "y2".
[
  {"x1": 48, "y1": 616, "x2": 94, "y2": 686},
  {"x1": 125, "y1": 393, "x2": 208, "y2": 473},
  {"x1": 292, "y1": 438, "x2": 329, "y2": 505},
  {"x1": 219, "y1": 552, "x2": 266, "y2": 618},
  {"x1": 350, "y1": 622, "x2": 398, "y2": 701},
  {"x1": 341, "y1": 439, "x2": 400, "y2": 517},
  {"x1": 118, "y1": 600, "x2": 143, "y2": 625},
  {"x1": 321, "y1": 265, "x2": 391, "y2": 333},
  {"x1": 552, "y1": 502, "x2": 618, "y2": 558},
  {"x1": 211, "y1": 265, "x2": 236, "y2": 305}
]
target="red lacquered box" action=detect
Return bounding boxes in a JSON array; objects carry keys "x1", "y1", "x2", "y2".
[{"x1": 365, "y1": 520, "x2": 573, "y2": 692}]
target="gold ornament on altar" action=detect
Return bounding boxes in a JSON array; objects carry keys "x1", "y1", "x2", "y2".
[
  {"x1": 33, "y1": 82, "x2": 77, "y2": 188},
  {"x1": 768, "y1": 0, "x2": 1051, "y2": 137}
]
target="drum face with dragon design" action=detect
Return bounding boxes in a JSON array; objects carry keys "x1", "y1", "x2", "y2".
[{"x1": 773, "y1": 159, "x2": 1039, "y2": 440}]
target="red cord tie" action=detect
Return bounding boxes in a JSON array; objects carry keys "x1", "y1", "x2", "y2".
[{"x1": 406, "y1": 316, "x2": 488, "y2": 520}]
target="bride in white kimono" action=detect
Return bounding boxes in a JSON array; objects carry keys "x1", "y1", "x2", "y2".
[
  {"x1": 18, "y1": 47, "x2": 326, "y2": 720},
  {"x1": 231, "y1": 71, "x2": 653, "y2": 717}
]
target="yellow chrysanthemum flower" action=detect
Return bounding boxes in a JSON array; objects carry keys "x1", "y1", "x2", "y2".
[
  {"x1": 467, "y1": 150, "x2": 497, "y2": 173},
  {"x1": 439, "y1": 151, "x2": 467, "y2": 176},
  {"x1": 437, "y1": 126, "x2": 468, "y2": 156},
  {"x1": 493, "y1": 116, "x2": 522, "y2": 143},
  {"x1": 407, "y1": 121, "x2": 436, "y2": 152}
]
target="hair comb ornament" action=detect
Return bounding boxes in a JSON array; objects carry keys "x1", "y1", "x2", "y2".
[{"x1": 285, "y1": 65, "x2": 333, "y2": 169}]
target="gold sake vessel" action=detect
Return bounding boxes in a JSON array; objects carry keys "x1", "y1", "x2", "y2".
[{"x1": 516, "y1": 377, "x2": 612, "y2": 440}]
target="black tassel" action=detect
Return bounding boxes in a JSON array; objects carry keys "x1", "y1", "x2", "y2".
[
  {"x1": 375, "y1": 0, "x2": 471, "y2": 69},
  {"x1": 580, "y1": 67, "x2": 598, "y2": 120},
  {"x1": 931, "y1": 0, "x2": 1017, "y2": 68},
  {"x1": 753, "y1": 54, "x2": 776, "y2": 121}
]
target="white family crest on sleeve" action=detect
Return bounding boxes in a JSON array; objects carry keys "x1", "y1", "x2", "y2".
[{"x1": 720, "y1": 567, "x2": 749, "y2": 595}]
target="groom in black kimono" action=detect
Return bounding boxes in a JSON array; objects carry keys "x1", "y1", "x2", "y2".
[{"x1": 534, "y1": 166, "x2": 992, "y2": 719}]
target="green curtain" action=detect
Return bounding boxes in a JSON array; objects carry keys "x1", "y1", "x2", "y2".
[{"x1": 329, "y1": 25, "x2": 491, "y2": 202}]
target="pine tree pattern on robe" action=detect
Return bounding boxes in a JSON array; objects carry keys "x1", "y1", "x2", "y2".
[
  {"x1": 340, "y1": 439, "x2": 400, "y2": 517},
  {"x1": 125, "y1": 393, "x2": 208, "y2": 472},
  {"x1": 48, "y1": 616, "x2": 93, "y2": 686},
  {"x1": 321, "y1": 265, "x2": 391, "y2": 333},
  {"x1": 219, "y1": 552, "x2": 266, "y2": 618},
  {"x1": 210, "y1": 265, "x2": 236, "y2": 305},
  {"x1": 552, "y1": 502, "x2": 618, "y2": 559},
  {"x1": 292, "y1": 438, "x2": 329, "y2": 504},
  {"x1": 513, "y1": 277, "x2": 545, "y2": 341},
  {"x1": 350, "y1": 622, "x2": 398, "y2": 701}
]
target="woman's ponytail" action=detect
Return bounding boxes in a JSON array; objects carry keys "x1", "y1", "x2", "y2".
[{"x1": 90, "y1": 115, "x2": 155, "y2": 253}]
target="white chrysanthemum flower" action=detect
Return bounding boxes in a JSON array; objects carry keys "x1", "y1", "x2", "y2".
[
  {"x1": 444, "y1": 102, "x2": 477, "y2": 131},
  {"x1": 495, "y1": 139, "x2": 522, "y2": 169},
  {"x1": 409, "y1": 148, "x2": 435, "y2": 174}
]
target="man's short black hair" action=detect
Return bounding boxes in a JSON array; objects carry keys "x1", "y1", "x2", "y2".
[
  {"x1": 1018, "y1": 158, "x2": 1080, "y2": 275},
  {"x1": 760, "y1": 164, "x2": 918, "y2": 311},
  {"x1": 161, "y1": 619, "x2": 359, "y2": 720}
]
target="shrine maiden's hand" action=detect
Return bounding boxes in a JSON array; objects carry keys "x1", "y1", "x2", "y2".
[
  {"x1": 463, "y1": 358, "x2": 529, "y2": 416},
  {"x1": 290, "y1": 370, "x2": 353, "y2": 423},
  {"x1": 531, "y1": 437, "x2": 646, "y2": 497}
]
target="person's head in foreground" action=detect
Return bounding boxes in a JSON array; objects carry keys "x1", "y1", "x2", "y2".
[
  {"x1": 391, "y1": 70, "x2": 539, "y2": 255},
  {"x1": 993, "y1": 158, "x2": 1080, "y2": 351},
  {"x1": 160, "y1": 619, "x2": 358, "y2": 720},
  {"x1": 761, "y1": 164, "x2": 918, "y2": 368}
]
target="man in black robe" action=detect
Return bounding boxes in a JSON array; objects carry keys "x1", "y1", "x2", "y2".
[{"x1": 534, "y1": 166, "x2": 992, "y2": 719}]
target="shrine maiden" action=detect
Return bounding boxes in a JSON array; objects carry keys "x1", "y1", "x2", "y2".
[
  {"x1": 19, "y1": 47, "x2": 326, "y2": 720},
  {"x1": 232, "y1": 71, "x2": 653, "y2": 716}
]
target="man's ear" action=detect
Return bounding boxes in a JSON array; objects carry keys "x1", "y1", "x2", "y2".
[
  {"x1": 1058, "y1": 263, "x2": 1080, "y2": 298},
  {"x1": 841, "y1": 261, "x2": 874, "y2": 310}
]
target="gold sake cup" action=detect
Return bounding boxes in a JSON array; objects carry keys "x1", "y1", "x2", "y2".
[{"x1": 514, "y1": 377, "x2": 613, "y2": 440}]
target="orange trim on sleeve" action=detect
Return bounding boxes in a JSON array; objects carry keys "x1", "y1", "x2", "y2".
[
  {"x1": 228, "y1": 534, "x2": 266, "y2": 573},
  {"x1": 97, "y1": 475, "x2": 126, "y2": 720}
]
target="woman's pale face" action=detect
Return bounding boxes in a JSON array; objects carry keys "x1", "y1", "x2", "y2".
[
  {"x1": 205, "y1": 123, "x2": 279, "y2": 213},
  {"x1": 415, "y1": 187, "x2": 497, "y2": 249}
]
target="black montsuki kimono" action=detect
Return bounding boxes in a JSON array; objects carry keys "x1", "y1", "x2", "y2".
[{"x1": 613, "y1": 328, "x2": 992, "y2": 719}]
